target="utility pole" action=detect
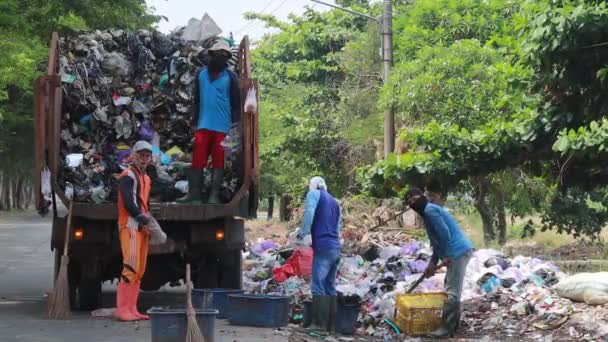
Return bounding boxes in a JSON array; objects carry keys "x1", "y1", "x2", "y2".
[
  {"x1": 382, "y1": 0, "x2": 394, "y2": 158},
  {"x1": 310, "y1": 0, "x2": 394, "y2": 159}
]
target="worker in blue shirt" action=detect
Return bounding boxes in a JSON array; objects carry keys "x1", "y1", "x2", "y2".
[
  {"x1": 405, "y1": 188, "x2": 474, "y2": 338},
  {"x1": 297, "y1": 176, "x2": 341, "y2": 333},
  {"x1": 179, "y1": 39, "x2": 241, "y2": 204}
]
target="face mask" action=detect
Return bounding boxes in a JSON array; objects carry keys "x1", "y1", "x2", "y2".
[
  {"x1": 208, "y1": 54, "x2": 228, "y2": 72},
  {"x1": 410, "y1": 196, "x2": 429, "y2": 215}
]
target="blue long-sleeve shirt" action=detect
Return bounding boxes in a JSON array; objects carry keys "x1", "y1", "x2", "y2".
[
  {"x1": 298, "y1": 190, "x2": 341, "y2": 244},
  {"x1": 422, "y1": 203, "x2": 473, "y2": 264}
]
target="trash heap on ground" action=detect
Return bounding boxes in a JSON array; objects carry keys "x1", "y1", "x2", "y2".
[
  {"x1": 242, "y1": 220, "x2": 608, "y2": 339},
  {"x1": 57, "y1": 14, "x2": 242, "y2": 204}
]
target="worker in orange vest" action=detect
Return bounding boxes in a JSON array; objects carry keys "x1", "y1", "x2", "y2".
[{"x1": 114, "y1": 141, "x2": 153, "y2": 321}]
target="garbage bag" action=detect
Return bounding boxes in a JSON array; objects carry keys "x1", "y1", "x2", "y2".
[
  {"x1": 148, "y1": 216, "x2": 167, "y2": 245},
  {"x1": 244, "y1": 86, "x2": 257, "y2": 112},
  {"x1": 554, "y1": 272, "x2": 608, "y2": 305},
  {"x1": 272, "y1": 248, "x2": 314, "y2": 282},
  {"x1": 182, "y1": 13, "x2": 222, "y2": 42},
  {"x1": 41, "y1": 167, "x2": 52, "y2": 197},
  {"x1": 101, "y1": 52, "x2": 131, "y2": 77}
]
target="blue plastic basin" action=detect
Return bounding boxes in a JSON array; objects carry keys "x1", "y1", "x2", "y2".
[
  {"x1": 335, "y1": 303, "x2": 360, "y2": 335},
  {"x1": 228, "y1": 294, "x2": 290, "y2": 327},
  {"x1": 192, "y1": 288, "x2": 245, "y2": 319},
  {"x1": 148, "y1": 307, "x2": 218, "y2": 342}
]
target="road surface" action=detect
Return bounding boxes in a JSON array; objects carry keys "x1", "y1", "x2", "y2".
[{"x1": 0, "y1": 211, "x2": 290, "y2": 342}]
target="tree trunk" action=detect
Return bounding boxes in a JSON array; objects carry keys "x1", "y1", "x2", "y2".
[
  {"x1": 267, "y1": 196, "x2": 275, "y2": 220},
  {"x1": 2, "y1": 174, "x2": 11, "y2": 211},
  {"x1": 473, "y1": 177, "x2": 495, "y2": 246},
  {"x1": 0, "y1": 172, "x2": 4, "y2": 211},
  {"x1": 279, "y1": 194, "x2": 292, "y2": 222},
  {"x1": 488, "y1": 183, "x2": 507, "y2": 246},
  {"x1": 14, "y1": 178, "x2": 23, "y2": 210}
]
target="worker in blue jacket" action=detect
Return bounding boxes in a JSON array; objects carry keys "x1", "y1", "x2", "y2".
[
  {"x1": 297, "y1": 176, "x2": 341, "y2": 333},
  {"x1": 405, "y1": 188, "x2": 474, "y2": 338}
]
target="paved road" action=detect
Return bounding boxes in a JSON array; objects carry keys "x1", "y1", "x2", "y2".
[{"x1": 0, "y1": 211, "x2": 289, "y2": 342}]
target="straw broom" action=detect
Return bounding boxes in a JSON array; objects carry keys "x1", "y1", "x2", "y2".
[
  {"x1": 186, "y1": 263, "x2": 205, "y2": 342},
  {"x1": 47, "y1": 200, "x2": 73, "y2": 319}
]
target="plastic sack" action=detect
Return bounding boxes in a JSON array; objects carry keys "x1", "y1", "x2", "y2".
[
  {"x1": 289, "y1": 229, "x2": 312, "y2": 250},
  {"x1": 101, "y1": 52, "x2": 131, "y2": 77},
  {"x1": 41, "y1": 167, "x2": 52, "y2": 197},
  {"x1": 272, "y1": 248, "x2": 314, "y2": 282},
  {"x1": 148, "y1": 216, "x2": 167, "y2": 245},
  {"x1": 244, "y1": 86, "x2": 257, "y2": 113},
  {"x1": 175, "y1": 180, "x2": 188, "y2": 194},
  {"x1": 66, "y1": 153, "x2": 84, "y2": 168},
  {"x1": 138, "y1": 121, "x2": 155, "y2": 142},
  {"x1": 182, "y1": 13, "x2": 222, "y2": 42},
  {"x1": 554, "y1": 272, "x2": 608, "y2": 305}
]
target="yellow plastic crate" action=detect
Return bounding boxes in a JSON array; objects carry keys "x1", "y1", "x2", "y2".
[{"x1": 395, "y1": 292, "x2": 447, "y2": 336}]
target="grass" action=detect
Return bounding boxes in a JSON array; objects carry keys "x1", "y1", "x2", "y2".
[{"x1": 456, "y1": 210, "x2": 578, "y2": 254}]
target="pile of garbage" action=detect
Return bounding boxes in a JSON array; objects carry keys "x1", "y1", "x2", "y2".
[
  {"x1": 56, "y1": 14, "x2": 243, "y2": 203},
  {"x1": 241, "y1": 232, "x2": 608, "y2": 340}
]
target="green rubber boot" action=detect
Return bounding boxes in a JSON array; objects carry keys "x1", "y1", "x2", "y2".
[
  {"x1": 207, "y1": 168, "x2": 224, "y2": 204},
  {"x1": 307, "y1": 295, "x2": 331, "y2": 335},
  {"x1": 176, "y1": 168, "x2": 203, "y2": 204}
]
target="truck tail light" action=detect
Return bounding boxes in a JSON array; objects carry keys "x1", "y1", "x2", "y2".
[
  {"x1": 216, "y1": 228, "x2": 225, "y2": 241},
  {"x1": 74, "y1": 227, "x2": 84, "y2": 240}
]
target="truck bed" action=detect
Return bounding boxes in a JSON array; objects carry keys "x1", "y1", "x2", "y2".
[{"x1": 34, "y1": 33, "x2": 259, "y2": 220}]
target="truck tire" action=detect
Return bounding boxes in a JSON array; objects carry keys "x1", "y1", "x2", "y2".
[
  {"x1": 76, "y1": 276, "x2": 102, "y2": 311},
  {"x1": 219, "y1": 249, "x2": 242, "y2": 289},
  {"x1": 195, "y1": 254, "x2": 219, "y2": 288}
]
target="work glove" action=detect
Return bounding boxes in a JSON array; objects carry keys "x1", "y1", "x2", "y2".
[{"x1": 135, "y1": 214, "x2": 150, "y2": 231}]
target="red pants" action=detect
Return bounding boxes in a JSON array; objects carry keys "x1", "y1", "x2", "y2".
[{"x1": 192, "y1": 129, "x2": 226, "y2": 169}]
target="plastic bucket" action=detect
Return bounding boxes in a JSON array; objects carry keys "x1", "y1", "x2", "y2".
[
  {"x1": 335, "y1": 303, "x2": 360, "y2": 335},
  {"x1": 228, "y1": 294, "x2": 290, "y2": 327},
  {"x1": 192, "y1": 288, "x2": 245, "y2": 319},
  {"x1": 148, "y1": 307, "x2": 218, "y2": 342}
]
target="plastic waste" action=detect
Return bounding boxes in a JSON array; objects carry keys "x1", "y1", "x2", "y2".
[
  {"x1": 272, "y1": 248, "x2": 313, "y2": 282},
  {"x1": 101, "y1": 52, "x2": 131, "y2": 77},
  {"x1": 400, "y1": 241, "x2": 420, "y2": 256},
  {"x1": 481, "y1": 276, "x2": 501, "y2": 294},
  {"x1": 148, "y1": 216, "x2": 167, "y2": 245},
  {"x1": 91, "y1": 308, "x2": 115, "y2": 317},
  {"x1": 165, "y1": 146, "x2": 185, "y2": 160},
  {"x1": 554, "y1": 272, "x2": 608, "y2": 305},
  {"x1": 66, "y1": 154, "x2": 84, "y2": 168},
  {"x1": 182, "y1": 13, "x2": 222, "y2": 42},
  {"x1": 175, "y1": 180, "x2": 188, "y2": 194},
  {"x1": 41, "y1": 167, "x2": 52, "y2": 197},
  {"x1": 244, "y1": 86, "x2": 258, "y2": 112},
  {"x1": 112, "y1": 94, "x2": 132, "y2": 106}
]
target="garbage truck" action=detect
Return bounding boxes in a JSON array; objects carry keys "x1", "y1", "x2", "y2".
[{"x1": 34, "y1": 32, "x2": 259, "y2": 310}]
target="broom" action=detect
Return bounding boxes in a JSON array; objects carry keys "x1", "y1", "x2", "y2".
[
  {"x1": 186, "y1": 263, "x2": 205, "y2": 342},
  {"x1": 47, "y1": 200, "x2": 73, "y2": 319}
]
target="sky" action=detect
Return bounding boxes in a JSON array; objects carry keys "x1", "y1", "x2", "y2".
[{"x1": 145, "y1": 0, "x2": 335, "y2": 40}]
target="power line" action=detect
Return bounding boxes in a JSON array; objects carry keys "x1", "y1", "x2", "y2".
[{"x1": 235, "y1": 0, "x2": 290, "y2": 35}]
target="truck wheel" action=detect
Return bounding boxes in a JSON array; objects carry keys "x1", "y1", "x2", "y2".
[
  {"x1": 76, "y1": 276, "x2": 102, "y2": 311},
  {"x1": 219, "y1": 250, "x2": 242, "y2": 289},
  {"x1": 195, "y1": 254, "x2": 219, "y2": 288}
]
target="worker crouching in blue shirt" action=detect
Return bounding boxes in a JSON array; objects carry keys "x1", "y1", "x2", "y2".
[
  {"x1": 405, "y1": 188, "x2": 474, "y2": 338},
  {"x1": 297, "y1": 176, "x2": 341, "y2": 334}
]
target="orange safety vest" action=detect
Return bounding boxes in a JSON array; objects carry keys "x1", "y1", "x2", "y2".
[{"x1": 117, "y1": 166, "x2": 151, "y2": 229}]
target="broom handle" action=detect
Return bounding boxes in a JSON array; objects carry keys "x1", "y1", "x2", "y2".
[
  {"x1": 62, "y1": 201, "x2": 74, "y2": 257},
  {"x1": 186, "y1": 263, "x2": 193, "y2": 309}
]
